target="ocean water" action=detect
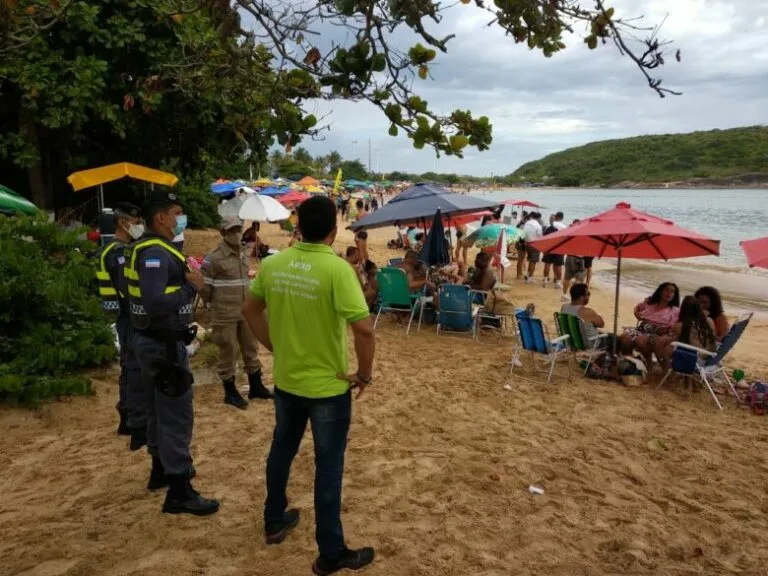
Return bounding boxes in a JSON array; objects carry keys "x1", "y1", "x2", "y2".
[{"x1": 475, "y1": 188, "x2": 768, "y2": 270}]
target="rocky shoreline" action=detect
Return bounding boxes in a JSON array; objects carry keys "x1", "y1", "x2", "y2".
[{"x1": 607, "y1": 172, "x2": 768, "y2": 189}]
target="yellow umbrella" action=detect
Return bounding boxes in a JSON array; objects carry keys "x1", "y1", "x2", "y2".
[
  {"x1": 253, "y1": 177, "x2": 273, "y2": 187},
  {"x1": 305, "y1": 185, "x2": 325, "y2": 194}
]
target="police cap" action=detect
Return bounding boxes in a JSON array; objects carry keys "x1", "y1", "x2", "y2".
[
  {"x1": 114, "y1": 202, "x2": 142, "y2": 219},
  {"x1": 146, "y1": 190, "x2": 183, "y2": 210}
]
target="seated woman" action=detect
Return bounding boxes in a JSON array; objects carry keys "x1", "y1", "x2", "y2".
[
  {"x1": 619, "y1": 282, "x2": 680, "y2": 368},
  {"x1": 660, "y1": 295, "x2": 718, "y2": 370},
  {"x1": 407, "y1": 261, "x2": 428, "y2": 293},
  {"x1": 466, "y1": 252, "x2": 497, "y2": 292},
  {"x1": 363, "y1": 259, "x2": 379, "y2": 310},
  {"x1": 694, "y1": 286, "x2": 730, "y2": 341}
]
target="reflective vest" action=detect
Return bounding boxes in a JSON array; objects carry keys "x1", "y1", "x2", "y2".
[
  {"x1": 124, "y1": 237, "x2": 192, "y2": 330},
  {"x1": 95, "y1": 241, "x2": 123, "y2": 313}
]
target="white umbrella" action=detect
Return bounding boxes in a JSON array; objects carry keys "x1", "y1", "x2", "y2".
[
  {"x1": 217, "y1": 196, "x2": 247, "y2": 219},
  {"x1": 238, "y1": 194, "x2": 291, "y2": 222}
]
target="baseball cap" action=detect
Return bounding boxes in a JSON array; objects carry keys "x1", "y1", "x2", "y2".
[
  {"x1": 220, "y1": 216, "x2": 244, "y2": 230},
  {"x1": 114, "y1": 202, "x2": 141, "y2": 219},
  {"x1": 146, "y1": 190, "x2": 182, "y2": 209}
]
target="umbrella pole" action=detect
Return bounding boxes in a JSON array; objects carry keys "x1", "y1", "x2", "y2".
[
  {"x1": 98, "y1": 184, "x2": 104, "y2": 213},
  {"x1": 612, "y1": 251, "x2": 622, "y2": 354}
]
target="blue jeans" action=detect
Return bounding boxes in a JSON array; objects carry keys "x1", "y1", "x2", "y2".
[{"x1": 264, "y1": 388, "x2": 351, "y2": 558}]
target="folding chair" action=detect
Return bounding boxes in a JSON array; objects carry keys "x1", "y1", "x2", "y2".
[
  {"x1": 374, "y1": 267, "x2": 429, "y2": 335},
  {"x1": 435, "y1": 284, "x2": 474, "y2": 336},
  {"x1": 657, "y1": 314, "x2": 752, "y2": 410},
  {"x1": 473, "y1": 290, "x2": 512, "y2": 339},
  {"x1": 388, "y1": 257, "x2": 403, "y2": 267},
  {"x1": 511, "y1": 310, "x2": 571, "y2": 384},
  {"x1": 554, "y1": 312, "x2": 612, "y2": 375}
]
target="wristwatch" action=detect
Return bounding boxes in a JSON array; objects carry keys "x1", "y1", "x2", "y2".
[{"x1": 356, "y1": 372, "x2": 373, "y2": 385}]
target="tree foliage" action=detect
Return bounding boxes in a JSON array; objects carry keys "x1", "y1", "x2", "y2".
[
  {"x1": 0, "y1": 214, "x2": 115, "y2": 403},
  {"x1": 511, "y1": 126, "x2": 768, "y2": 186}
]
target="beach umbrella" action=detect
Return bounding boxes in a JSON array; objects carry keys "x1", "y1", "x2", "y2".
[
  {"x1": 0, "y1": 184, "x2": 38, "y2": 215},
  {"x1": 238, "y1": 194, "x2": 291, "y2": 222},
  {"x1": 304, "y1": 185, "x2": 325, "y2": 194},
  {"x1": 252, "y1": 177, "x2": 273, "y2": 187},
  {"x1": 278, "y1": 190, "x2": 310, "y2": 206},
  {"x1": 463, "y1": 223, "x2": 524, "y2": 250},
  {"x1": 211, "y1": 182, "x2": 241, "y2": 196},
  {"x1": 296, "y1": 176, "x2": 319, "y2": 187},
  {"x1": 504, "y1": 199, "x2": 542, "y2": 208},
  {"x1": 740, "y1": 237, "x2": 768, "y2": 269},
  {"x1": 350, "y1": 183, "x2": 502, "y2": 231},
  {"x1": 259, "y1": 186, "x2": 290, "y2": 196},
  {"x1": 419, "y1": 210, "x2": 451, "y2": 266},
  {"x1": 529, "y1": 202, "x2": 720, "y2": 347},
  {"x1": 217, "y1": 196, "x2": 247, "y2": 219}
]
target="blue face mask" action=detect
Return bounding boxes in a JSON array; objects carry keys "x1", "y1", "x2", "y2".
[{"x1": 173, "y1": 214, "x2": 188, "y2": 236}]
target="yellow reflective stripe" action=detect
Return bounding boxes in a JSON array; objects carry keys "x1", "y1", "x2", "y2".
[
  {"x1": 99, "y1": 287, "x2": 117, "y2": 296},
  {"x1": 124, "y1": 268, "x2": 139, "y2": 280},
  {"x1": 126, "y1": 238, "x2": 187, "y2": 285},
  {"x1": 95, "y1": 271, "x2": 110, "y2": 280},
  {"x1": 127, "y1": 285, "x2": 181, "y2": 297}
]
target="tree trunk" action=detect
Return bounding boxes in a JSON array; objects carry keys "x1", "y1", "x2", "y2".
[{"x1": 19, "y1": 106, "x2": 53, "y2": 210}]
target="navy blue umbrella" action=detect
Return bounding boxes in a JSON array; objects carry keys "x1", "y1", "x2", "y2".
[
  {"x1": 420, "y1": 209, "x2": 451, "y2": 266},
  {"x1": 350, "y1": 183, "x2": 501, "y2": 231}
]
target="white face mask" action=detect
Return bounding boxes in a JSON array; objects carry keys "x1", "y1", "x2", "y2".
[{"x1": 126, "y1": 223, "x2": 144, "y2": 240}]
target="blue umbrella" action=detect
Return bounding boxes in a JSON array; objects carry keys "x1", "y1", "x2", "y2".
[
  {"x1": 350, "y1": 183, "x2": 502, "y2": 231},
  {"x1": 420, "y1": 210, "x2": 451, "y2": 266},
  {"x1": 210, "y1": 182, "x2": 241, "y2": 196}
]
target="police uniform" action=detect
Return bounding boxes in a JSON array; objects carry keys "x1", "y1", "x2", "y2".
[
  {"x1": 200, "y1": 217, "x2": 272, "y2": 409},
  {"x1": 95, "y1": 203, "x2": 141, "y2": 436},
  {"x1": 126, "y1": 191, "x2": 218, "y2": 516}
]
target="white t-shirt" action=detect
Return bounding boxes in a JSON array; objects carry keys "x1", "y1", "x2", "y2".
[
  {"x1": 552, "y1": 221, "x2": 567, "y2": 232},
  {"x1": 523, "y1": 219, "x2": 543, "y2": 242}
]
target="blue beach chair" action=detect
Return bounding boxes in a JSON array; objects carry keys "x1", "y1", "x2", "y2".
[
  {"x1": 657, "y1": 314, "x2": 752, "y2": 410},
  {"x1": 511, "y1": 309, "x2": 571, "y2": 384},
  {"x1": 435, "y1": 284, "x2": 474, "y2": 336}
]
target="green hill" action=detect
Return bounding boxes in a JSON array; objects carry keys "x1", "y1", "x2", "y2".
[{"x1": 510, "y1": 126, "x2": 768, "y2": 186}]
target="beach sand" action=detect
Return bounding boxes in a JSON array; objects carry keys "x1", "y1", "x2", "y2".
[{"x1": 2, "y1": 222, "x2": 768, "y2": 576}]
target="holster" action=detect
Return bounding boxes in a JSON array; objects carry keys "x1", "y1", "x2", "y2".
[{"x1": 140, "y1": 329, "x2": 195, "y2": 397}]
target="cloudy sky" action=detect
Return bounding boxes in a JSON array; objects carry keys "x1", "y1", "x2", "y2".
[{"x1": 248, "y1": 0, "x2": 768, "y2": 176}]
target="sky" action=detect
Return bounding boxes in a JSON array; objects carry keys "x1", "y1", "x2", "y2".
[{"x1": 245, "y1": 0, "x2": 768, "y2": 176}]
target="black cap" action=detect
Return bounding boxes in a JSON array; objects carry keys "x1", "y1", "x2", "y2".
[
  {"x1": 146, "y1": 190, "x2": 182, "y2": 209},
  {"x1": 114, "y1": 202, "x2": 141, "y2": 219}
]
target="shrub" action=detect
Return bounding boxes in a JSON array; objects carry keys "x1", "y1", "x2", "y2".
[
  {"x1": 0, "y1": 215, "x2": 116, "y2": 404},
  {"x1": 174, "y1": 175, "x2": 220, "y2": 229}
]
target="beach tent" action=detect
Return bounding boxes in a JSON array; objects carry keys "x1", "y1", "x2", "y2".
[
  {"x1": 296, "y1": 176, "x2": 319, "y2": 187},
  {"x1": 350, "y1": 183, "x2": 502, "y2": 231},
  {"x1": 211, "y1": 182, "x2": 242, "y2": 196},
  {"x1": 253, "y1": 177, "x2": 273, "y2": 187},
  {"x1": 740, "y1": 237, "x2": 768, "y2": 269},
  {"x1": 68, "y1": 163, "x2": 178, "y2": 211},
  {"x1": 260, "y1": 186, "x2": 290, "y2": 197},
  {"x1": 0, "y1": 184, "x2": 38, "y2": 215},
  {"x1": 529, "y1": 202, "x2": 720, "y2": 349}
]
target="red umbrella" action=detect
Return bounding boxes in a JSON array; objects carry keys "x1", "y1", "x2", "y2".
[
  {"x1": 277, "y1": 191, "x2": 310, "y2": 206},
  {"x1": 740, "y1": 237, "x2": 768, "y2": 269},
  {"x1": 529, "y1": 202, "x2": 720, "y2": 343},
  {"x1": 504, "y1": 199, "x2": 541, "y2": 208}
]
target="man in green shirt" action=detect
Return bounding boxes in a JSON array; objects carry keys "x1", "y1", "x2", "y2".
[{"x1": 244, "y1": 196, "x2": 376, "y2": 575}]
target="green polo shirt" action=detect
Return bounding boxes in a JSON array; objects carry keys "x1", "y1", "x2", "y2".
[{"x1": 249, "y1": 242, "x2": 370, "y2": 398}]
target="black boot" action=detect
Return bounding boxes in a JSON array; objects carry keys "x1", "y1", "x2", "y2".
[
  {"x1": 248, "y1": 370, "x2": 273, "y2": 400},
  {"x1": 222, "y1": 377, "x2": 248, "y2": 410},
  {"x1": 129, "y1": 426, "x2": 147, "y2": 451},
  {"x1": 117, "y1": 408, "x2": 130, "y2": 436},
  {"x1": 162, "y1": 475, "x2": 220, "y2": 516},
  {"x1": 312, "y1": 547, "x2": 376, "y2": 575},
  {"x1": 265, "y1": 508, "x2": 300, "y2": 545},
  {"x1": 147, "y1": 456, "x2": 169, "y2": 491}
]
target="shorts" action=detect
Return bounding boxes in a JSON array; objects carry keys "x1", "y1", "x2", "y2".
[
  {"x1": 583, "y1": 257, "x2": 594, "y2": 269},
  {"x1": 542, "y1": 253, "x2": 565, "y2": 266},
  {"x1": 525, "y1": 245, "x2": 541, "y2": 263},
  {"x1": 564, "y1": 257, "x2": 586, "y2": 282}
]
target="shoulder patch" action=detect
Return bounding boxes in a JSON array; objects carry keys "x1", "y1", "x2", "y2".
[
  {"x1": 117, "y1": 256, "x2": 126, "y2": 265},
  {"x1": 144, "y1": 258, "x2": 161, "y2": 268}
]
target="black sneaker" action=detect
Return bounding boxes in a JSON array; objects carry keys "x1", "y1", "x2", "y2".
[
  {"x1": 129, "y1": 426, "x2": 147, "y2": 451},
  {"x1": 162, "y1": 476, "x2": 219, "y2": 516},
  {"x1": 265, "y1": 508, "x2": 300, "y2": 544},
  {"x1": 312, "y1": 547, "x2": 375, "y2": 575}
]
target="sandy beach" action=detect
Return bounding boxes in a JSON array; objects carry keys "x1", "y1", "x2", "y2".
[{"x1": 2, "y1": 222, "x2": 768, "y2": 576}]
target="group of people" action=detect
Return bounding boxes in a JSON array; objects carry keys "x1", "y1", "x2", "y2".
[{"x1": 97, "y1": 194, "x2": 376, "y2": 574}]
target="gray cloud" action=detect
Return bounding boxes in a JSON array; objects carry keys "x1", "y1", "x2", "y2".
[{"x1": 246, "y1": 0, "x2": 768, "y2": 175}]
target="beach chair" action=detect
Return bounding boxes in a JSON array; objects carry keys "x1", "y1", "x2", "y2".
[
  {"x1": 388, "y1": 257, "x2": 403, "y2": 267},
  {"x1": 511, "y1": 310, "x2": 571, "y2": 384},
  {"x1": 374, "y1": 267, "x2": 429, "y2": 335},
  {"x1": 435, "y1": 284, "x2": 474, "y2": 336},
  {"x1": 473, "y1": 290, "x2": 513, "y2": 339},
  {"x1": 657, "y1": 314, "x2": 752, "y2": 410},
  {"x1": 554, "y1": 312, "x2": 612, "y2": 375}
]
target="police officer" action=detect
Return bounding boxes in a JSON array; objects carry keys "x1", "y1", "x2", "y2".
[
  {"x1": 200, "y1": 216, "x2": 273, "y2": 410},
  {"x1": 95, "y1": 202, "x2": 143, "y2": 436},
  {"x1": 126, "y1": 191, "x2": 219, "y2": 516}
]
